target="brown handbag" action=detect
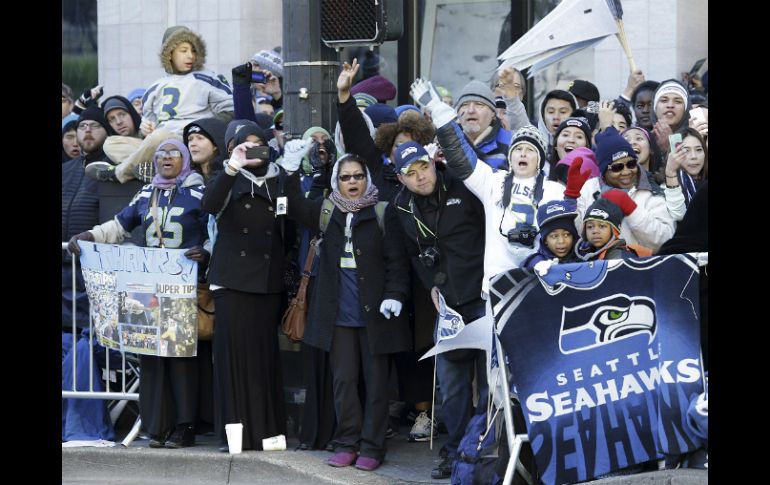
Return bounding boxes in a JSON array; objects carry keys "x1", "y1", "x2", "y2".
[
  {"x1": 281, "y1": 238, "x2": 317, "y2": 342},
  {"x1": 197, "y1": 283, "x2": 215, "y2": 341}
]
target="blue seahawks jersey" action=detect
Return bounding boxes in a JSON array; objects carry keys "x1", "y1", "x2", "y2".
[
  {"x1": 116, "y1": 183, "x2": 208, "y2": 249},
  {"x1": 490, "y1": 255, "x2": 704, "y2": 485}
]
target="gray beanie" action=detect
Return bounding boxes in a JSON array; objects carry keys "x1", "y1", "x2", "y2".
[{"x1": 454, "y1": 80, "x2": 496, "y2": 113}]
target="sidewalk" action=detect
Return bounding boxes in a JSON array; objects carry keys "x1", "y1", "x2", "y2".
[
  {"x1": 62, "y1": 424, "x2": 453, "y2": 485},
  {"x1": 62, "y1": 424, "x2": 707, "y2": 485}
]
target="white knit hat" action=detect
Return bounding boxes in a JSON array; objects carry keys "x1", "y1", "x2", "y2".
[{"x1": 251, "y1": 49, "x2": 283, "y2": 78}]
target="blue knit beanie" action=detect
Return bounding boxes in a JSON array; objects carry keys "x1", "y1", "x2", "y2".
[{"x1": 594, "y1": 127, "x2": 637, "y2": 174}]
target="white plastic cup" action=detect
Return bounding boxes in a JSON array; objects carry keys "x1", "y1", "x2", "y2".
[
  {"x1": 225, "y1": 423, "x2": 243, "y2": 454},
  {"x1": 262, "y1": 434, "x2": 287, "y2": 451}
]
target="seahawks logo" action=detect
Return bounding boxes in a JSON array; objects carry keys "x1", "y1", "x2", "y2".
[
  {"x1": 401, "y1": 146, "x2": 418, "y2": 158},
  {"x1": 559, "y1": 294, "x2": 656, "y2": 354}
]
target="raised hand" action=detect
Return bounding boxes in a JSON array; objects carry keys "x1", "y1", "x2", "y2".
[
  {"x1": 337, "y1": 58, "x2": 360, "y2": 102},
  {"x1": 564, "y1": 157, "x2": 591, "y2": 198},
  {"x1": 410, "y1": 78, "x2": 457, "y2": 129}
]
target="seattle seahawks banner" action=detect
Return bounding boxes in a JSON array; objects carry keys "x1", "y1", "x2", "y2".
[
  {"x1": 78, "y1": 242, "x2": 200, "y2": 357},
  {"x1": 489, "y1": 255, "x2": 704, "y2": 485}
]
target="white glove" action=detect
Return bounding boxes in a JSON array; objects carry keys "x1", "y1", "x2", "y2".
[
  {"x1": 226, "y1": 141, "x2": 264, "y2": 174},
  {"x1": 277, "y1": 139, "x2": 312, "y2": 172},
  {"x1": 410, "y1": 78, "x2": 457, "y2": 128},
  {"x1": 534, "y1": 258, "x2": 558, "y2": 277},
  {"x1": 379, "y1": 299, "x2": 403, "y2": 319}
]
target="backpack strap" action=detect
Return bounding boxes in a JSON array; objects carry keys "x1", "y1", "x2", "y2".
[
  {"x1": 374, "y1": 201, "x2": 388, "y2": 235},
  {"x1": 319, "y1": 198, "x2": 335, "y2": 234},
  {"x1": 318, "y1": 199, "x2": 388, "y2": 236}
]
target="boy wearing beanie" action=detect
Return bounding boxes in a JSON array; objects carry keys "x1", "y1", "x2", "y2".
[
  {"x1": 523, "y1": 198, "x2": 580, "y2": 272},
  {"x1": 575, "y1": 192, "x2": 651, "y2": 260}
]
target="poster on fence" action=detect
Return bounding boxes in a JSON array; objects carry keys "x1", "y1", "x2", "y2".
[
  {"x1": 489, "y1": 254, "x2": 704, "y2": 485},
  {"x1": 78, "y1": 241, "x2": 199, "y2": 357}
]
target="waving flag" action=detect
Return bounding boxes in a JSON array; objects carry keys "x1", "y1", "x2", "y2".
[{"x1": 498, "y1": 0, "x2": 628, "y2": 77}]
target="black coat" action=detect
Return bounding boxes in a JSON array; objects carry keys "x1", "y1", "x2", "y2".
[
  {"x1": 202, "y1": 165, "x2": 294, "y2": 294},
  {"x1": 62, "y1": 151, "x2": 104, "y2": 261},
  {"x1": 285, "y1": 172, "x2": 412, "y2": 355},
  {"x1": 392, "y1": 167, "x2": 486, "y2": 308}
]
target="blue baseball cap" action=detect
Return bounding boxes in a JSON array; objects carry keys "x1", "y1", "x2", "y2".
[{"x1": 393, "y1": 141, "x2": 431, "y2": 174}]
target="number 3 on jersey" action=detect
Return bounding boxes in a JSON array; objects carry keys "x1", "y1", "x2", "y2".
[
  {"x1": 509, "y1": 203, "x2": 535, "y2": 229},
  {"x1": 159, "y1": 87, "x2": 181, "y2": 122}
]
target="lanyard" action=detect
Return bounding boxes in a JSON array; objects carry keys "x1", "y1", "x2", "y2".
[{"x1": 151, "y1": 187, "x2": 177, "y2": 248}]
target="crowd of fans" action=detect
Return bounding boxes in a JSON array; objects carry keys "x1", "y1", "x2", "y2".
[{"x1": 62, "y1": 24, "x2": 708, "y2": 480}]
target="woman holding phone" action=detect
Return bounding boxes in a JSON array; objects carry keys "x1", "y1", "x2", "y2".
[
  {"x1": 201, "y1": 122, "x2": 293, "y2": 452},
  {"x1": 661, "y1": 127, "x2": 708, "y2": 221}
]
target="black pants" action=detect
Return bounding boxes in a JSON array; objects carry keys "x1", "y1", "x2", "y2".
[{"x1": 329, "y1": 326, "x2": 388, "y2": 460}]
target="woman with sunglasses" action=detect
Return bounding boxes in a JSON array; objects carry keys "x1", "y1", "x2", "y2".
[
  {"x1": 67, "y1": 139, "x2": 210, "y2": 448},
  {"x1": 661, "y1": 127, "x2": 708, "y2": 221},
  {"x1": 201, "y1": 125, "x2": 293, "y2": 452},
  {"x1": 284, "y1": 153, "x2": 410, "y2": 472},
  {"x1": 572, "y1": 127, "x2": 674, "y2": 253}
]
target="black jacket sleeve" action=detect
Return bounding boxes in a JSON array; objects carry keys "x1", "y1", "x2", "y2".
[
  {"x1": 381, "y1": 204, "x2": 410, "y2": 303},
  {"x1": 436, "y1": 121, "x2": 478, "y2": 180},
  {"x1": 337, "y1": 97, "x2": 383, "y2": 173},
  {"x1": 201, "y1": 169, "x2": 237, "y2": 215}
]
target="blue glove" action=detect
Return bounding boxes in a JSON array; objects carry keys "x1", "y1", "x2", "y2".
[
  {"x1": 379, "y1": 299, "x2": 403, "y2": 319},
  {"x1": 410, "y1": 78, "x2": 457, "y2": 128}
]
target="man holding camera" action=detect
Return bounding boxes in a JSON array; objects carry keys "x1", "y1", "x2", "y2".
[
  {"x1": 410, "y1": 79, "x2": 547, "y2": 298},
  {"x1": 391, "y1": 141, "x2": 488, "y2": 479}
]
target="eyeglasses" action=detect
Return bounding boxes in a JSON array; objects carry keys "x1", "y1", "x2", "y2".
[
  {"x1": 607, "y1": 159, "x2": 638, "y2": 173},
  {"x1": 154, "y1": 149, "x2": 182, "y2": 159},
  {"x1": 77, "y1": 122, "x2": 104, "y2": 131},
  {"x1": 338, "y1": 173, "x2": 365, "y2": 182}
]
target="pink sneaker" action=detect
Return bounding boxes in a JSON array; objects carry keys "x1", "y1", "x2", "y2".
[
  {"x1": 355, "y1": 455, "x2": 382, "y2": 471},
  {"x1": 327, "y1": 451, "x2": 357, "y2": 467}
]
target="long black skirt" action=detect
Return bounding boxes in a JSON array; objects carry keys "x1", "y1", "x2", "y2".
[{"x1": 212, "y1": 289, "x2": 286, "y2": 450}]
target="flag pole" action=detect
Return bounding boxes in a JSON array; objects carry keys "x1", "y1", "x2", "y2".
[
  {"x1": 430, "y1": 356, "x2": 436, "y2": 450},
  {"x1": 615, "y1": 19, "x2": 637, "y2": 71}
]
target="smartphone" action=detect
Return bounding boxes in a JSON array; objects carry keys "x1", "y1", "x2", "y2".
[
  {"x1": 688, "y1": 58, "x2": 706, "y2": 78},
  {"x1": 689, "y1": 107, "x2": 707, "y2": 124},
  {"x1": 246, "y1": 145, "x2": 270, "y2": 160},
  {"x1": 668, "y1": 133, "x2": 682, "y2": 150},
  {"x1": 251, "y1": 71, "x2": 267, "y2": 84}
]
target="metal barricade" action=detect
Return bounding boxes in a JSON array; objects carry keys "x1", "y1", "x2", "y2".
[{"x1": 61, "y1": 242, "x2": 142, "y2": 447}]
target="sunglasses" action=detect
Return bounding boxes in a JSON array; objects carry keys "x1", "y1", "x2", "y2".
[
  {"x1": 155, "y1": 149, "x2": 182, "y2": 159},
  {"x1": 338, "y1": 173, "x2": 365, "y2": 182},
  {"x1": 607, "y1": 159, "x2": 638, "y2": 173}
]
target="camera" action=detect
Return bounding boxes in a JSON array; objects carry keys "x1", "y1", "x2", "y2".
[
  {"x1": 251, "y1": 71, "x2": 267, "y2": 84},
  {"x1": 507, "y1": 224, "x2": 537, "y2": 247},
  {"x1": 246, "y1": 145, "x2": 270, "y2": 160},
  {"x1": 418, "y1": 246, "x2": 440, "y2": 268}
]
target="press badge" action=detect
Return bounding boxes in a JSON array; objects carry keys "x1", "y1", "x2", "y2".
[{"x1": 275, "y1": 196, "x2": 288, "y2": 215}]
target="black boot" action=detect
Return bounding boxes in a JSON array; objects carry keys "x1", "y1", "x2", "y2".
[
  {"x1": 148, "y1": 429, "x2": 171, "y2": 448},
  {"x1": 165, "y1": 423, "x2": 195, "y2": 449}
]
